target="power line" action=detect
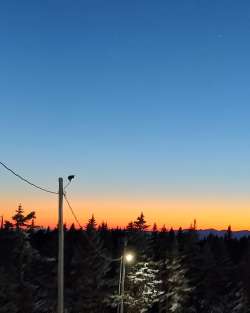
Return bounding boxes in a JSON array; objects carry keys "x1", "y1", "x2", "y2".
[
  {"x1": 63, "y1": 180, "x2": 72, "y2": 192},
  {"x1": 63, "y1": 193, "x2": 121, "y2": 262},
  {"x1": 0, "y1": 160, "x2": 120, "y2": 261},
  {"x1": 64, "y1": 193, "x2": 82, "y2": 229},
  {"x1": 0, "y1": 161, "x2": 58, "y2": 195}
]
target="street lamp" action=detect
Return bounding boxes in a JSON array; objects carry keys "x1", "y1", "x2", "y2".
[
  {"x1": 125, "y1": 253, "x2": 134, "y2": 263},
  {"x1": 117, "y1": 251, "x2": 135, "y2": 313}
]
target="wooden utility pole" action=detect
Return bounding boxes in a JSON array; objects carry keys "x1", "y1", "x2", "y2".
[{"x1": 58, "y1": 178, "x2": 64, "y2": 313}]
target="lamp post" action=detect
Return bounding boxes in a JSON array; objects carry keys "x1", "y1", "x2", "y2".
[{"x1": 117, "y1": 251, "x2": 134, "y2": 313}]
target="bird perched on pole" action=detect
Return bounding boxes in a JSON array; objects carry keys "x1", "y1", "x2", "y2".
[{"x1": 68, "y1": 175, "x2": 75, "y2": 182}]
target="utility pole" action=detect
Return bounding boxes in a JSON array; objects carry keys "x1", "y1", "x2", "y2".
[
  {"x1": 117, "y1": 238, "x2": 128, "y2": 313},
  {"x1": 58, "y1": 178, "x2": 64, "y2": 313},
  {"x1": 120, "y1": 239, "x2": 127, "y2": 313},
  {"x1": 120, "y1": 254, "x2": 126, "y2": 313},
  {"x1": 117, "y1": 255, "x2": 123, "y2": 313}
]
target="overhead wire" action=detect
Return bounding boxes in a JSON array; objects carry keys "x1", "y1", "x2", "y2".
[
  {"x1": 64, "y1": 192, "x2": 82, "y2": 229},
  {"x1": 0, "y1": 160, "x2": 121, "y2": 262},
  {"x1": 63, "y1": 180, "x2": 72, "y2": 192},
  {"x1": 0, "y1": 161, "x2": 58, "y2": 195},
  {"x1": 63, "y1": 192, "x2": 121, "y2": 262}
]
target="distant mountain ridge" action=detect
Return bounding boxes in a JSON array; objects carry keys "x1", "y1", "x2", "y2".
[{"x1": 195, "y1": 229, "x2": 250, "y2": 239}]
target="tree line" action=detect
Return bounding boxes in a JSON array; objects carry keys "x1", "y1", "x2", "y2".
[{"x1": 1, "y1": 205, "x2": 250, "y2": 313}]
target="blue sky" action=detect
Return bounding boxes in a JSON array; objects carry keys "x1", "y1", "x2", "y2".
[{"x1": 1, "y1": 0, "x2": 250, "y2": 216}]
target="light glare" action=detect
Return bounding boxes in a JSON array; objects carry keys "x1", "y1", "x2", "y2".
[{"x1": 125, "y1": 253, "x2": 134, "y2": 262}]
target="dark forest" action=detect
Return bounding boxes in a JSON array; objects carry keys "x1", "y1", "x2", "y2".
[{"x1": 1, "y1": 207, "x2": 250, "y2": 313}]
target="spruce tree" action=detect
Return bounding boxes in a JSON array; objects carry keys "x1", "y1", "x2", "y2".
[
  {"x1": 134, "y1": 212, "x2": 149, "y2": 231},
  {"x1": 11, "y1": 204, "x2": 36, "y2": 230},
  {"x1": 124, "y1": 259, "x2": 163, "y2": 313},
  {"x1": 127, "y1": 221, "x2": 135, "y2": 232},
  {"x1": 86, "y1": 214, "x2": 97, "y2": 233},
  {"x1": 160, "y1": 245, "x2": 193, "y2": 313},
  {"x1": 67, "y1": 230, "x2": 113, "y2": 313}
]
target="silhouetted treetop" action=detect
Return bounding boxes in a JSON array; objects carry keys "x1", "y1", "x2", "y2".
[{"x1": 134, "y1": 212, "x2": 149, "y2": 231}]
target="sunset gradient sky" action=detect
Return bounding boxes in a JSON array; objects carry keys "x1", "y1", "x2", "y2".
[{"x1": 1, "y1": 0, "x2": 250, "y2": 230}]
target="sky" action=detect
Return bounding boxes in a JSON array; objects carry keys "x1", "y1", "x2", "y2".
[{"x1": 1, "y1": 0, "x2": 250, "y2": 230}]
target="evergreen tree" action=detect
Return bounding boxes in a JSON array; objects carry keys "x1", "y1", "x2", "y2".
[
  {"x1": 67, "y1": 231, "x2": 113, "y2": 313},
  {"x1": 161, "y1": 224, "x2": 167, "y2": 233},
  {"x1": 225, "y1": 225, "x2": 232, "y2": 241},
  {"x1": 124, "y1": 259, "x2": 163, "y2": 313},
  {"x1": 0, "y1": 267, "x2": 18, "y2": 313},
  {"x1": 69, "y1": 223, "x2": 76, "y2": 231},
  {"x1": 127, "y1": 221, "x2": 135, "y2": 232},
  {"x1": 12, "y1": 204, "x2": 36, "y2": 230},
  {"x1": 220, "y1": 282, "x2": 247, "y2": 313},
  {"x1": 98, "y1": 221, "x2": 108, "y2": 232},
  {"x1": 0, "y1": 230, "x2": 44, "y2": 313},
  {"x1": 2, "y1": 213, "x2": 250, "y2": 312},
  {"x1": 160, "y1": 247, "x2": 193, "y2": 313},
  {"x1": 148, "y1": 225, "x2": 160, "y2": 261},
  {"x1": 3, "y1": 220, "x2": 13, "y2": 231},
  {"x1": 168, "y1": 227, "x2": 176, "y2": 251},
  {"x1": 134, "y1": 212, "x2": 149, "y2": 231},
  {"x1": 238, "y1": 241, "x2": 250, "y2": 311},
  {"x1": 152, "y1": 223, "x2": 158, "y2": 233},
  {"x1": 86, "y1": 214, "x2": 97, "y2": 233}
]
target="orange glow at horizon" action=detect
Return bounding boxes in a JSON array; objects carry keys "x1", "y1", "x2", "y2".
[{"x1": 1, "y1": 195, "x2": 250, "y2": 231}]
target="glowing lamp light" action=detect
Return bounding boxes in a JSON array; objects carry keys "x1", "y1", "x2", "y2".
[{"x1": 125, "y1": 253, "x2": 134, "y2": 263}]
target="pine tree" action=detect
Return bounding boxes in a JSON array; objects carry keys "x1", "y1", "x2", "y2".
[
  {"x1": 69, "y1": 223, "x2": 76, "y2": 231},
  {"x1": 127, "y1": 221, "x2": 135, "y2": 232},
  {"x1": 124, "y1": 259, "x2": 163, "y2": 313},
  {"x1": 3, "y1": 220, "x2": 13, "y2": 230},
  {"x1": 134, "y1": 212, "x2": 149, "y2": 231},
  {"x1": 152, "y1": 223, "x2": 158, "y2": 233},
  {"x1": 239, "y1": 240, "x2": 250, "y2": 311},
  {"x1": 0, "y1": 267, "x2": 18, "y2": 313},
  {"x1": 225, "y1": 225, "x2": 232, "y2": 241},
  {"x1": 168, "y1": 227, "x2": 176, "y2": 251},
  {"x1": 86, "y1": 214, "x2": 97, "y2": 233},
  {"x1": 148, "y1": 224, "x2": 160, "y2": 261},
  {"x1": 12, "y1": 204, "x2": 36, "y2": 230},
  {"x1": 0, "y1": 230, "x2": 45, "y2": 313},
  {"x1": 25, "y1": 231, "x2": 58, "y2": 313},
  {"x1": 161, "y1": 224, "x2": 167, "y2": 233},
  {"x1": 67, "y1": 230, "x2": 113, "y2": 313},
  {"x1": 160, "y1": 247, "x2": 193, "y2": 313},
  {"x1": 221, "y1": 282, "x2": 247, "y2": 313},
  {"x1": 98, "y1": 221, "x2": 108, "y2": 232},
  {"x1": 193, "y1": 237, "x2": 248, "y2": 313}
]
